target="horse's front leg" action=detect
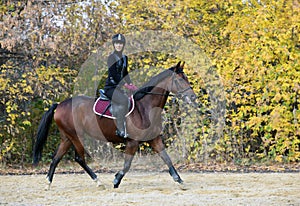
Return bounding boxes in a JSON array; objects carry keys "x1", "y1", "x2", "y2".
[
  {"x1": 113, "y1": 140, "x2": 139, "y2": 188},
  {"x1": 149, "y1": 136, "x2": 184, "y2": 184},
  {"x1": 158, "y1": 149, "x2": 183, "y2": 184}
]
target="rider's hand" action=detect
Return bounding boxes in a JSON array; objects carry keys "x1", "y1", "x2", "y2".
[{"x1": 124, "y1": 83, "x2": 138, "y2": 91}]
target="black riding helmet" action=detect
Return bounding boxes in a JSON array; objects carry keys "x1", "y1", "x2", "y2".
[{"x1": 112, "y1": 33, "x2": 126, "y2": 45}]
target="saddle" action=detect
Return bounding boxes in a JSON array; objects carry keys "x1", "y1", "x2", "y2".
[{"x1": 93, "y1": 89, "x2": 134, "y2": 119}]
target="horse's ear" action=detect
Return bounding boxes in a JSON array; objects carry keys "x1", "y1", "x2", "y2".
[
  {"x1": 174, "y1": 61, "x2": 181, "y2": 72},
  {"x1": 176, "y1": 61, "x2": 181, "y2": 69},
  {"x1": 180, "y1": 61, "x2": 185, "y2": 69}
]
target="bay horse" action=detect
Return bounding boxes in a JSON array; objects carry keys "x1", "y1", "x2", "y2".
[{"x1": 33, "y1": 61, "x2": 196, "y2": 189}]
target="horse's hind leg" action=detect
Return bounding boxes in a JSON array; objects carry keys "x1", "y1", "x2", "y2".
[
  {"x1": 149, "y1": 136, "x2": 183, "y2": 184},
  {"x1": 72, "y1": 138, "x2": 103, "y2": 187},
  {"x1": 74, "y1": 150, "x2": 97, "y2": 180},
  {"x1": 113, "y1": 140, "x2": 139, "y2": 188},
  {"x1": 46, "y1": 137, "x2": 72, "y2": 190}
]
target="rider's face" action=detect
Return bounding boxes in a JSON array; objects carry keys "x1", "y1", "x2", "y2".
[{"x1": 114, "y1": 42, "x2": 124, "y2": 52}]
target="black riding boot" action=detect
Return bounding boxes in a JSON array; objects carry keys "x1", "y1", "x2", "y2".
[{"x1": 115, "y1": 115, "x2": 128, "y2": 138}]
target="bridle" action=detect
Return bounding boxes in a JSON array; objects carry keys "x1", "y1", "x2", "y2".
[
  {"x1": 142, "y1": 71, "x2": 192, "y2": 98},
  {"x1": 170, "y1": 72, "x2": 192, "y2": 98}
]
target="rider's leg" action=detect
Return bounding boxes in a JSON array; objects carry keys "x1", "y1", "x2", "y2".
[
  {"x1": 110, "y1": 88, "x2": 129, "y2": 138},
  {"x1": 112, "y1": 103, "x2": 128, "y2": 137}
]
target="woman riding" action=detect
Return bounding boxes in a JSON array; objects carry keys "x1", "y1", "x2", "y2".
[{"x1": 104, "y1": 33, "x2": 137, "y2": 138}]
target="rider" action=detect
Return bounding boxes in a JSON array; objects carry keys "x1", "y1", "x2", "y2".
[{"x1": 104, "y1": 33, "x2": 137, "y2": 138}]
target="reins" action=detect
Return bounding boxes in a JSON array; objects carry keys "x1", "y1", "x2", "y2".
[
  {"x1": 136, "y1": 71, "x2": 191, "y2": 98},
  {"x1": 140, "y1": 91, "x2": 171, "y2": 96}
]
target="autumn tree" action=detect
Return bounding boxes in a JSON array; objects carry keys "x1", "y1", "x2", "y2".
[
  {"x1": 0, "y1": 0, "x2": 113, "y2": 165},
  {"x1": 0, "y1": 0, "x2": 299, "y2": 166},
  {"x1": 113, "y1": 0, "x2": 300, "y2": 163}
]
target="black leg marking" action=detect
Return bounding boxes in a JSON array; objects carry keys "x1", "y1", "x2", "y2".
[
  {"x1": 75, "y1": 152, "x2": 97, "y2": 180},
  {"x1": 169, "y1": 166, "x2": 183, "y2": 184},
  {"x1": 113, "y1": 171, "x2": 125, "y2": 188},
  {"x1": 47, "y1": 157, "x2": 61, "y2": 183},
  {"x1": 113, "y1": 154, "x2": 134, "y2": 188},
  {"x1": 159, "y1": 150, "x2": 183, "y2": 184}
]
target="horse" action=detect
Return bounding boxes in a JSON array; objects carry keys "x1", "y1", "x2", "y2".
[{"x1": 33, "y1": 61, "x2": 196, "y2": 189}]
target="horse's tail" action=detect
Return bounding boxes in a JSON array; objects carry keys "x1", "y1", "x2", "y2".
[{"x1": 33, "y1": 103, "x2": 58, "y2": 166}]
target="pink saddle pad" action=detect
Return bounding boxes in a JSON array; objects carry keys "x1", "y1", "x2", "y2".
[{"x1": 93, "y1": 96, "x2": 134, "y2": 119}]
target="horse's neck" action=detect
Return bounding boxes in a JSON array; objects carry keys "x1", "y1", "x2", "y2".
[
  {"x1": 132, "y1": 79, "x2": 170, "y2": 129},
  {"x1": 136, "y1": 84, "x2": 169, "y2": 112}
]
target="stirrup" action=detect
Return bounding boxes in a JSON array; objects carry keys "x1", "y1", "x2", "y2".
[{"x1": 116, "y1": 130, "x2": 129, "y2": 138}]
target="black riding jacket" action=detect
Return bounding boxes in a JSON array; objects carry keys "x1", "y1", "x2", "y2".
[{"x1": 104, "y1": 51, "x2": 132, "y2": 91}]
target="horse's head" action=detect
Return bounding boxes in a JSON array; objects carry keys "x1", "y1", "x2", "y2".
[{"x1": 168, "y1": 61, "x2": 197, "y2": 104}]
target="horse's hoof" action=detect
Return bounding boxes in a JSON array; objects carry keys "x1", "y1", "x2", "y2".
[
  {"x1": 113, "y1": 180, "x2": 120, "y2": 188},
  {"x1": 94, "y1": 178, "x2": 106, "y2": 190},
  {"x1": 97, "y1": 184, "x2": 106, "y2": 190},
  {"x1": 45, "y1": 178, "x2": 51, "y2": 191},
  {"x1": 178, "y1": 182, "x2": 188, "y2": 191},
  {"x1": 44, "y1": 183, "x2": 51, "y2": 191}
]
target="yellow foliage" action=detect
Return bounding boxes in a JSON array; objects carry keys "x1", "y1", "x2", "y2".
[
  {"x1": 114, "y1": 0, "x2": 300, "y2": 162},
  {"x1": 1, "y1": 0, "x2": 299, "y2": 164}
]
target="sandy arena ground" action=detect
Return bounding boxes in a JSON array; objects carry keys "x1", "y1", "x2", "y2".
[{"x1": 0, "y1": 171, "x2": 299, "y2": 206}]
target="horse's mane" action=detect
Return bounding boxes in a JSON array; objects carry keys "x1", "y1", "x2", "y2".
[{"x1": 133, "y1": 67, "x2": 175, "y2": 101}]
